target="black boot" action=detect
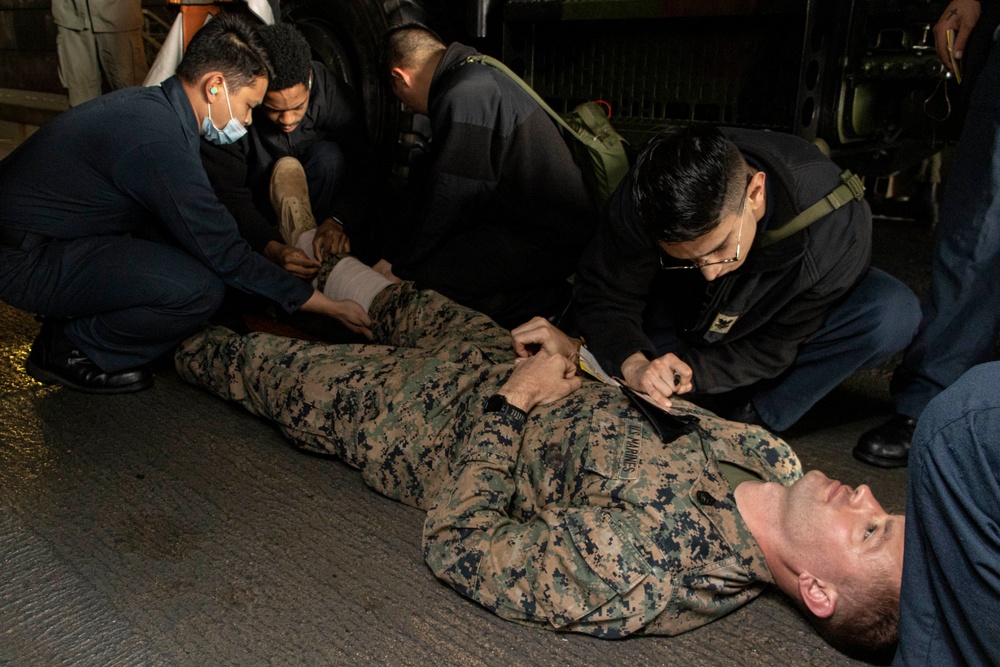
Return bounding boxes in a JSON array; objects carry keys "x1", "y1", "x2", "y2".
[
  {"x1": 853, "y1": 414, "x2": 917, "y2": 468},
  {"x1": 25, "y1": 319, "x2": 153, "y2": 394}
]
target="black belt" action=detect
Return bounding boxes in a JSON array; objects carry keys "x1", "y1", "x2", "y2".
[{"x1": 0, "y1": 227, "x2": 50, "y2": 250}]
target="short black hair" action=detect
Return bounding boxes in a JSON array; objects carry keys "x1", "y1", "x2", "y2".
[
  {"x1": 176, "y1": 13, "x2": 273, "y2": 92},
  {"x1": 381, "y1": 24, "x2": 444, "y2": 74},
  {"x1": 259, "y1": 23, "x2": 312, "y2": 91},
  {"x1": 631, "y1": 125, "x2": 748, "y2": 244}
]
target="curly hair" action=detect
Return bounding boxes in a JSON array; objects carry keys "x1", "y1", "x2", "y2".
[{"x1": 259, "y1": 23, "x2": 313, "y2": 92}]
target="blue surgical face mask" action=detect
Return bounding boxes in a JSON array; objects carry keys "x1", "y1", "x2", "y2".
[{"x1": 202, "y1": 79, "x2": 248, "y2": 145}]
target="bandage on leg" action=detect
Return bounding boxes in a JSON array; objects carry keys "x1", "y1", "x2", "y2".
[{"x1": 320, "y1": 256, "x2": 393, "y2": 312}]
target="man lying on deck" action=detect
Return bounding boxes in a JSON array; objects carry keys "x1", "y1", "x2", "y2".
[{"x1": 175, "y1": 236, "x2": 902, "y2": 656}]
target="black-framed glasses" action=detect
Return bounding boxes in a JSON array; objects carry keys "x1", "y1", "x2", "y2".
[{"x1": 660, "y1": 178, "x2": 750, "y2": 271}]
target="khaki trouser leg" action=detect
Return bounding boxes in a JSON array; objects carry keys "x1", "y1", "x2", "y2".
[
  {"x1": 56, "y1": 25, "x2": 102, "y2": 107},
  {"x1": 95, "y1": 29, "x2": 149, "y2": 89}
]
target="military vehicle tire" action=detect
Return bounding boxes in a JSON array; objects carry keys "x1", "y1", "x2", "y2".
[{"x1": 282, "y1": 0, "x2": 398, "y2": 164}]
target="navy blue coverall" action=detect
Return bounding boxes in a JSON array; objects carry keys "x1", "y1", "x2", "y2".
[
  {"x1": 894, "y1": 362, "x2": 1000, "y2": 666},
  {"x1": 0, "y1": 76, "x2": 313, "y2": 372}
]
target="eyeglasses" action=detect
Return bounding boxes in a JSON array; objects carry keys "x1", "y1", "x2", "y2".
[{"x1": 660, "y1": 179, "x2": 750, "y2": 271}]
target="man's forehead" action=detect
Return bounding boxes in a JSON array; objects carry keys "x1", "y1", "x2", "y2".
[
  {"x1": 885, "y1": 515, "x2": 905, "y2": 547},
  {"x1": 238, "y1": 80, "x2": 267, "y2": 107},
  {"x1": 264, "y1": 85, "x2": 309, "y2": 111},
  {"x1": 880, "y1": 515, "x2": 906, "y2": 583},
  {"x1": 865, "y1": 514, "x2": 905, "y2": 577},
  {"x1": 660, "y1": 221, "x2": 731, "y2": 258}
]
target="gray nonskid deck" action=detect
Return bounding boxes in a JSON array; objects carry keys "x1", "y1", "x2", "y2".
[{"x1": 0, "y1": 283, "x2": 911, "y2": 666}]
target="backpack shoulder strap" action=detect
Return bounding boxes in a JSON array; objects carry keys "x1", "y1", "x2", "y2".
[
  {"x1": 462, "y1": 54, "x2": 583, "y2": 139},
  {"x1": 759, "y1": 170, "x2": 865, "y2": 246}
]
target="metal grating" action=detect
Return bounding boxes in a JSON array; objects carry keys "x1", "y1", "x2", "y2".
[{"x1": 507, "y1": 15, "x2": 807, "y2": 142}]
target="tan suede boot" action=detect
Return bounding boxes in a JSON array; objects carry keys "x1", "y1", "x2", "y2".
[{"x1": 269, "y1": 157, "x2": 316, "y2": 247}]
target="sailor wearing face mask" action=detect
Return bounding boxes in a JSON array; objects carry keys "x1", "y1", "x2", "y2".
[
  {"x1": 202, "y1": 78, "x2": 249, "y2": 145},
  {"x1": 0, "y1": 14, "x2": 373, "y2": 395}
]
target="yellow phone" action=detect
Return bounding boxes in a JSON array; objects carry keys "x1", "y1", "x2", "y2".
[{"x1": 947, "y1": 28, "x2": 963, "y2": 84}]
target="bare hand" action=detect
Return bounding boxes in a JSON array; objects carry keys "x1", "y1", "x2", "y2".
[
  {"x1": 934, "y1": 0, "x2": 982, "y2": 69},
  {"x1": 620, "y1": 351, "x2": 693, "y2": 410},
  {"x1": 313, "y1": 218, "x2": 351, "y2": 262},
  {"x1": 301, "y1": 291, "x2": 373, "y2": 339},
  {"x1": 372, "y1": 259, "x2": 401, "y2": 282},
  {"x1": 501, "y1": 350, "x2": 581, "y2": 412},
  {"x1": 510, "y1": 316, "x2": 579, "y2": 362},
  {"x1": 330, "y1": 299, "x2": 374, "y2": 339},
  {"x1": 264, "y1": 241, "x2": 320, "y2": 278}
]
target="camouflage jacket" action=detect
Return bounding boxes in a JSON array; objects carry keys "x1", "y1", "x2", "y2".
[{"x1": 175, "y1": 282, "x2": 802, "y2": 639}]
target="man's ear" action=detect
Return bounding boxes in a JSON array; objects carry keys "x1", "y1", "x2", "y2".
[
  {"x1": 199, "y1": 72, "x2": 225, "y2": 101},
  {"x1": 798, "y1": 571, "x2": 838, "y2": 619},
  {"x1": 748, "y1": 170, "x2": 766, "y2": 210},
  {"x1": 390, "y1": 67, "x2": 410, "y2": 88}
]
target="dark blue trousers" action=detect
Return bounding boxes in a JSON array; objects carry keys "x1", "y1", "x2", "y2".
[
  {"x1": 0, "y1": 236, "x2": 225, "y2": 372},
  {"x1": 893, "y1": 362, "x2": 1000, "y2": 666},
  {"x1": 891, "y1": 39, "x2": 1000, "y2": 419},
  {"x1": 649, "y1": 267, "x2": 920, "y2": 431},
  {"x1": 300, "y1": 140, "x2": 348, "y2": 224}
]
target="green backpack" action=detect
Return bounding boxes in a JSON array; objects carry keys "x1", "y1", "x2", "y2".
[{"x1": 464, "y1": 55, "x2": 630, "y2": 211}]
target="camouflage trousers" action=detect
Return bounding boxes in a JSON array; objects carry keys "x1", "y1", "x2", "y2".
[{"x1": 175, "y1": 283, "x2": 516, "y2": 510}]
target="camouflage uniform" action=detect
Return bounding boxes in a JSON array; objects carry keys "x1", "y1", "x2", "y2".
[{"x1": 175, "y1": 283, "x2": 802, "y2": 638}]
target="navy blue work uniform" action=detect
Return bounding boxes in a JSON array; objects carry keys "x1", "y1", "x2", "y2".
[
  {"x1": 0, "y1": 76, "x2": 313, "y2": 372},
  {"x1": 894, "y1": 362, "x2": 1000, "y2": 666},
  {"x1": 890, "y1": 16, "x2": 1000, "y2": 420},
  {"x1": 575, "y1": 128, "x2": 920, "y2": 432}
]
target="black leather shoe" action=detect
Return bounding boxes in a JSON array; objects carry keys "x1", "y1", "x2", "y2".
[
  {"x1": 853, "y1": 414, "x2": 917, "y2": 468},
  {"x1": 25, "y1": 322, "x2": 153, "y2": 394}
]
